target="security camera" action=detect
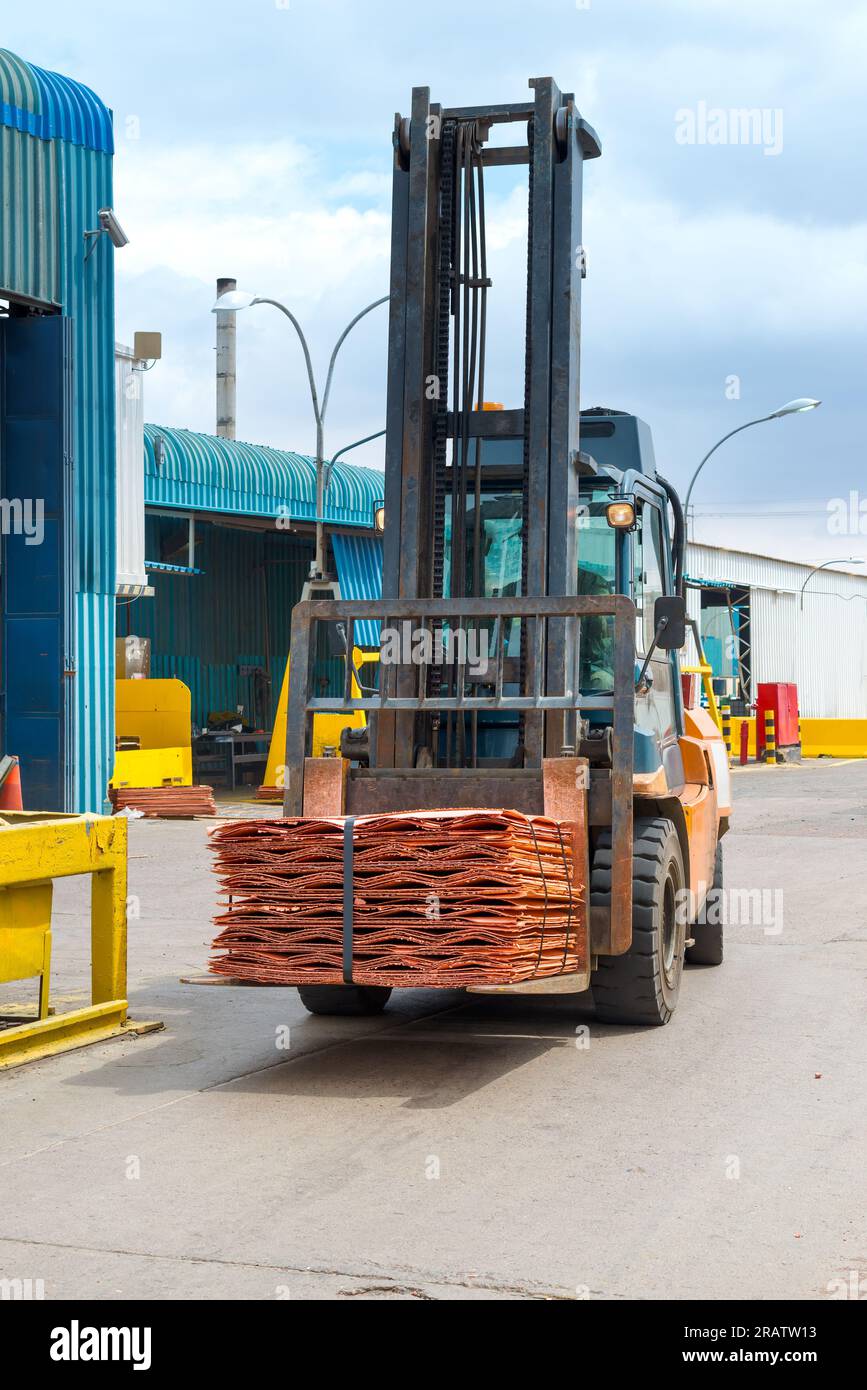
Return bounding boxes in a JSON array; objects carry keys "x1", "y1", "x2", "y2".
[{"x1": 97, "y1": 207, "x2": 129, "y2": 249}]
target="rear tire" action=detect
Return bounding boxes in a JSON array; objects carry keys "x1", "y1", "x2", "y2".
[
  {"x1": 685, "y1": 841, "x2": 724, "y2": 966},
  {"x1": 297, "y1": 984, "x2": 392, "y2": 1016},
  {"x1": 590, "y1": 817, "x2": 686, "y2": 1026}
]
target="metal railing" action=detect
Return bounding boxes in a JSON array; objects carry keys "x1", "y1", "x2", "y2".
[{"x1": 288, "y1": 595, "x2": 635, "y2": 715}]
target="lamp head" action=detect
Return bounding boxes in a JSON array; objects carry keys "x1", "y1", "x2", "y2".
[
  {"x1": 211, "y1": 289, "x2": 258, "y2": 313},
  {"x1": 770, "y1": 398, "x2": 821, "y2": 418}
]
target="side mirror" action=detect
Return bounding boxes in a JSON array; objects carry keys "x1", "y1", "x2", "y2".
[{"x1": 653, "y1": 594, "x2": 687, "y2": 650}]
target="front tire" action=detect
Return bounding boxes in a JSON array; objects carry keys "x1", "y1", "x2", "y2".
[
  {"x1": 590, "y1": 817, "x2": 686, "y2": 1026},
  {"x1": 685, "y1": 840, "x2": 724, "y2": 966},
  {"x1": 297, "y1": 984, "x2": 392, "y2": 1016}
]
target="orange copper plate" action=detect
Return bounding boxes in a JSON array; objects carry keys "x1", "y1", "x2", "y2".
[{"x1": 209, "y1": 808, "x2": 586, "y2": 987}]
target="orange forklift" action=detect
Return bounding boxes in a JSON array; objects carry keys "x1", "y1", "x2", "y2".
[{"x1": 280, "y1": 77, "x2": 730, "y2": 1024}]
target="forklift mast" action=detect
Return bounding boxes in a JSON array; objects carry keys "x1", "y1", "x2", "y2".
[
  {"x1": 283, "y1": 79, "x2": 636, "y2": 953},
  {"x1": 379, "y1": 77, "x2": 602, "y2": 770}
]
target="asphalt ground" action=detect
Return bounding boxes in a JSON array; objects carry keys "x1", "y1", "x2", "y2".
[{"x1": 1, "y1": 758, "x2": 865, "y2": 1300}]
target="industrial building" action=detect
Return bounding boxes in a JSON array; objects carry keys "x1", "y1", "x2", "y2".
[
  {"x1": 0, "y1": 48, "x2": 117, "y2": 813},
  {"x1": 120, "y1": 423, "x2": 383, "y2": 733},
  {"x1": 685, "y1": 542, "x2": 867, "y2": 720}
]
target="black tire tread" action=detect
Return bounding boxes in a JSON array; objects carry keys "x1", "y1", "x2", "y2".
[
  {"x1": 590, "y1": 818, "x2": 685, "y2": 1026},
  {"x1": 297, "y1": 984, "x2": 392, "y2": 1016}
]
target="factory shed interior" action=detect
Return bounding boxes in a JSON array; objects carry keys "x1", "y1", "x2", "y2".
[{"x1": 122, "y1": 425, "x2": 384, "y2": 779}]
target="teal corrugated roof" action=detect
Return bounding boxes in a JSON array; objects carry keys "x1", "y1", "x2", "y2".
[
  {"x1": 0, "y1": 49, "x2": 113, "y2": 153},
  {"x1": 0, "y1": 48, "x2": 41, "y2": 128},
  {"x1": 144, "y1": 424, "x2": 384, "y2": 529}
]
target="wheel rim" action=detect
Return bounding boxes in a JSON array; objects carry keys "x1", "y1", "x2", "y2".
[{"x1": 661, "y1": 870, "x2": 678, "y2": 976}]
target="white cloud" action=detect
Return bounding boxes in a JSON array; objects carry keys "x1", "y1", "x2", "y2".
[
  {"x1": 585, "y1": 188, "x2": 867, "y2": 339},
  {"x1": 112, "y1": 124, "x2": 865, "y2": 489},
  {"x1": 114, "y1": 139, "x2": 391, "y2": 298}
]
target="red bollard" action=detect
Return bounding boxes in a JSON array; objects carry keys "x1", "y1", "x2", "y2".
[{"x1": 740, "y1": 721, "x2": 749, "y2": 766}]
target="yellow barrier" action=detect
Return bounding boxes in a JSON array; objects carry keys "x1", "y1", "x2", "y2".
[
  {"x1": 801, "y1": 718, "x2": 867, "y2": 758},
  {"x1": 262, "y1": 648, "x2": 376, "y2": 795},
  {"x1": 111, "y1": 678, "x2": 193, "y2": 789},
  {"x1": 731, "y1": 716, "x2": 757, "y2": 758},
  {"x1": 0, "y1": 812, "x2": 160, "y2": 1068},
  {"x1": 730, "y1": 716, "x2": 867, "y2": 760}
]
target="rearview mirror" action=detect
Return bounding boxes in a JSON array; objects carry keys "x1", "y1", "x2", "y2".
[{"x1": 653, "y1": 594, "x2": 686, "y2": 650}]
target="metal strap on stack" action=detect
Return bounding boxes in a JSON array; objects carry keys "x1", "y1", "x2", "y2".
[{"x1": 342, "y1": 816, "x2": 356, "y2": 982}]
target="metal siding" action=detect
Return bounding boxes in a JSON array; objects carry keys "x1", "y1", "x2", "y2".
[
  {"x1": 0, "y1": 314, "x2": 73, "y2": 811},
  {"x1": 0, "y1": 124, "x2": 60, "y2": 305},
  {"x1": 687, "y1": 542, "x2": 867, "y2": 718},
  {"x1": 0, "y1": 49, "x2": 116, "y2": 811},
  {"x1": 144, "y1": 424, "x2": 384, "y2": 529},
  {"x1": 56, "y1": 138, "x2": 116, "y2": 808},
  {"x1": 131, "y1": 521, "x2": 311, "y2": 729},
  {"x1": 331, "y1": 532, "x2": 383, "y2": 647},
  {"x1": 75, "y1": 590, "x2": 114, "y2": 811}
]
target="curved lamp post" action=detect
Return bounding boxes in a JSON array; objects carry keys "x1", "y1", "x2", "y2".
[
  {"x1": 683, "y1": 399, "x2": 821, "y2": 550},
  {"x1": 212, "y1": 289, "x2": 388, "y2": 583},
  {"x1": 799, "y1": 557, "x2": 866, "y2": 609}
]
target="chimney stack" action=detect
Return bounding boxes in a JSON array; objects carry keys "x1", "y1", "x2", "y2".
[{"x1": 216, "y1": 276, "x2": 237, "y2": 439}]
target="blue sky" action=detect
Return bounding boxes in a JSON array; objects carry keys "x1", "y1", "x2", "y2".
[{"x1": 6, "y1": 0, "x2": 866, "y2": 563}]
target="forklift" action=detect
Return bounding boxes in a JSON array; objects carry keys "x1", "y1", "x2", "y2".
[{"x1": 281, "y1": 77, "x2": 731, "y2": 1025}]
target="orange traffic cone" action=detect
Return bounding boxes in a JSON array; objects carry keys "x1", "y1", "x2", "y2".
[{"x1": 0, "y1": 755, "x2": 24, "y2": 811}]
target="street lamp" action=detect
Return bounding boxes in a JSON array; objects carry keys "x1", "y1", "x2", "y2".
[
  {"x1": 211, "y1": 289, "x2": 389, "y2": 590},
  {"x1": 799, "y1": 557, "x2": 866, "y2": 609},
  {"x1": 683, "y1": 398, "x2": 821, "y2": 551},
  {"x1": 322, "y1": 427, "x2": 387, "y2": 495}
]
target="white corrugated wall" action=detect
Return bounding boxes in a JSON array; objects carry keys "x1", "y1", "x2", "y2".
[
  {"x1": 686, "y1": 542, "x2": 867, "y2": 718},
  {"x1": 115, "y1": 344, "x2": 146, "y2": 592}
]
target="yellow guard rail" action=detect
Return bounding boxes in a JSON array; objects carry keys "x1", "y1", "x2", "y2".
[{"x1": 0, "y1": 812, "x2": 160, "y2": 1069}]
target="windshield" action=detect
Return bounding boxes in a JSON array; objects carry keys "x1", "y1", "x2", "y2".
[
  {"x1": 444, "y1": 481, "x2": 618, "y2": 691},
  {"x1": 577, "y1": 486, "x2": 617, "y2": 692}
]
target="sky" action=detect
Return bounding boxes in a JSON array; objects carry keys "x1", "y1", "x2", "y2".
[{"x1": 5, "y1": 0, "x2": 866, "y2": 566}]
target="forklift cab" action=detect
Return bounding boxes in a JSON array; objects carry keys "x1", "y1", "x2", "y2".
[{"x1": 442, "y1": 409, "x2": 686, "y2": 790}]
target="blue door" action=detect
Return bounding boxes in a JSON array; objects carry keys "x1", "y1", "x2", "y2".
[{"x1": 0, "y1": 314, "x2": 74, "y2": 811}]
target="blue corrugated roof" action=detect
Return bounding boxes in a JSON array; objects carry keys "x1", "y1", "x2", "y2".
[
  {"x1": 0, "y1": 49, "x2": 113, "y2": 153},
  {"x1": 332, "y1": 532, "x2": 383, "y2": 648},
  {"x1": 144, "y1": 424, "x2": 384, "y2": 530}
]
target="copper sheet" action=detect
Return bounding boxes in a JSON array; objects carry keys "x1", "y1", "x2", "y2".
[
  {"x1": 110, "y1": 785, "x2": 218, "y2": 818},
  {"x1": 209, "y1": 808, "x2": 586, "y2": 987}
]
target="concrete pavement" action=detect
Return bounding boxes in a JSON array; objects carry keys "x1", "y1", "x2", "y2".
[{"x1": 1, "y1": 761, "x2": 865, "y2": 1300}]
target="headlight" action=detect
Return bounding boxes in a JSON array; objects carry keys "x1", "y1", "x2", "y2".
[{"x1": 605, "y1": 499, "x2": 636, "y2": 529}]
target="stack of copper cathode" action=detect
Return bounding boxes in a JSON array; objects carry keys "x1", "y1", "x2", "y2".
[
  {"x1": 210, "y1": 809, "x2": 583, "y2": 987},
  {"x1": 110, "y1": 785, "x2": 217, "y2": 818}
]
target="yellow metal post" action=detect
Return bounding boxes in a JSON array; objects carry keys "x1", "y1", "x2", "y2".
[
  {"x1": 680, "y1": 662, "x2": 722, "y2": 730},
  {"x1": 261, "y1": 646, "x2": 379, "y2": 793},
  {"x1": 0, "y1": 812, "x2": 160, "y2": 1069},
  {"x1": 764, "y1": 709, "x2": 779, "y2": 765},
  {"x1": 721, "y1": 699, "x2": 732, "y2": 763},
  {"x1": 91, "y1": 819, "x2": 128, "y2": 1006}
]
